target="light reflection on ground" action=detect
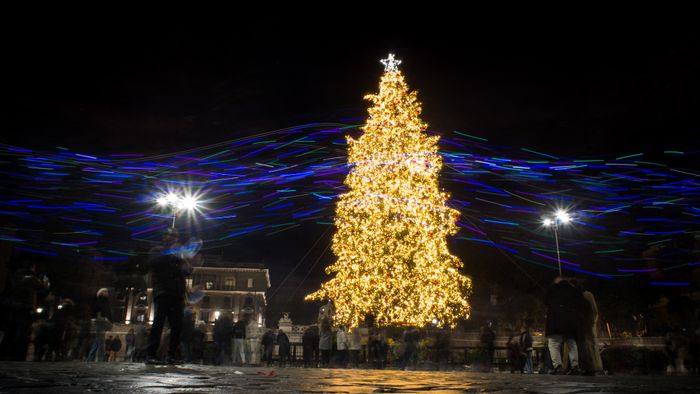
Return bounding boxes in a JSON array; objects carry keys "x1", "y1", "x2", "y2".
[{"x1": 1, "y1": 362, "x2": 699, "y2": 393}]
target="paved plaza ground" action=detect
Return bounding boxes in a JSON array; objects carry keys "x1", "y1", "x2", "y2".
[{"x1": 1, "y1": 362, "x2": 699, "y2": 393}]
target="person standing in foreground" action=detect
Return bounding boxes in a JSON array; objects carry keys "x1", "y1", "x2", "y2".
[
  {"x1": 545, "y1": 277, "x2": 583, "y2": 374},
  {"x1": 145, "y1": 228, "x2": 193, "y2": 365}
]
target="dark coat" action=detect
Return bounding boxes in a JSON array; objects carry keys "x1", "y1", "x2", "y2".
[
  {"x1": 92, "y1": 295, "x2": 112, "y2": 322},
  {"x1": 302, "y1": 325, "x2": 319, "y2": 347},
  {"x1": 277, "y1": 331, "x2": 290, "y2": 347},
  {"x1": 261, "y1": 330, "x2": 275, "y2": 347},
  {"x1": 213, "y1": 316, "x2": 234, "y2": 342},
  {"x1": 148, "y1": 247, "x2": 188, "y2": 299},
  {"x1": 232, "y1": 320, "x2": 247, "y2": 339},
  {"x1": 544, "y1": 280, "x2": 584, "y2": 337}
]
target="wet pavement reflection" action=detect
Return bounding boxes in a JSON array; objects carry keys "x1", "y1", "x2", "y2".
[{"x1": 1, "y1": 362, "x2": 699, "y2": 393}]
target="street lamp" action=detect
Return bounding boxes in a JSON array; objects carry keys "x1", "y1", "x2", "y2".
[
  {"x1": 542, "y1": 209, "x2": 572, "y2": 277},
  {"x1": 155, "y1": 192, "x2": 200, "y2": 228}
]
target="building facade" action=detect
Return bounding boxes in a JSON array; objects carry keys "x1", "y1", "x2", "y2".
[{"x1": 122, "y1": 256, "x2": 270, "y2": 327}]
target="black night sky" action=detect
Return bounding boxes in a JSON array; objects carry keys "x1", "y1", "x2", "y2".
[{"x1": 3, "y1": 19, "x2": 699, "y2": 324}]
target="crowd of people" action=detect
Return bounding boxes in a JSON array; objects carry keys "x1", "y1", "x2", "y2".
[{"x1": 1, "y1": 228, "x2": 697, "y2": 373}]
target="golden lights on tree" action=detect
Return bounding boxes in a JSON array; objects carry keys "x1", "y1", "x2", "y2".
[{"x1": 306, "y1": 54, "x2": 471, "y2": 328}]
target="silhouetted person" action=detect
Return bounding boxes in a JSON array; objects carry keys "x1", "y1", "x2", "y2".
[
  {"x1": 348, "y1": 327, "x2": 362, "y2": 368},
  {"x1": 261, "y1": 329, "x2": 276, "y2": 367},
  {"x1": 545, "y1": 277, "x2": 584, "y2": 374},
  {"x1": 109, "y1": 335, "x2": 121, "y2": 362},
  {"x1": 145, "y1": 228, "x2": 192, "y2": 365},
  {"x1": 369, "y1": 325, "x2": 387, "y2": 369},
  {"x1": 401, "y1": 327, "x2": 420, "y2": 370},
  {"x1": 521, "y1": 318, "x2": 534, "y2": 374},
  {"x1": 125, "y1": 328, "x2": 135, "y2": 362},
  {"x1": 336, "y1": 325, "x2": 349, "y2": 368},
  {"x1": 86, "y1": 288, "x2": 112, "y2": 362},
  {"x1": 574, "y1": 281, "x2": 603, "y2": 375},
  {"x1": 232, "y1": 318, "x2": 247, "y2": 365},
  {"x1": 277, "y1": 330, "x2": 291, "y2": 367},
  {"x1": 319, "y1": 317, "x2": 333, "y2": 367},
  {"x1": 480, "y1": 321, "x2": 496, "y2": 372},
  {"x1": 213, "y1": 314, "x2": 233, "y2": 365},
  {"x1": 1, "y1": 262, "x2": 47, "y2": 361},
  {"x1": 434, "y1": 328, "x2": 451, "y2": 371},
  {"x1": 302, "y1": 325, "x2": 319, "y2": 367}
]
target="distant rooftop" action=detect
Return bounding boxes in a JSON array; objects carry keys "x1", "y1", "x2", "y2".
[{"x1": 200, "y1": 254, "x2": 267, "y2": 270}]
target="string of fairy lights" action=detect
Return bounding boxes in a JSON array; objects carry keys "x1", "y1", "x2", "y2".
[
  {"x1": 0, "y1": 68, "x2": 698, "y2": 298},
  {"x1": 306, "y1": 54, "x2": 471, "y2": 328}
]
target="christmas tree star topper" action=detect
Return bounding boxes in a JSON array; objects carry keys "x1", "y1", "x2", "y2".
[{"x1": 380, "y1": 53, "x2": 402, "y2": 72}]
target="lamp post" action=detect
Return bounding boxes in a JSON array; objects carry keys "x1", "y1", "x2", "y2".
[
  {"x1": 542, "y1": 209, "x2": 572, "y2": 277},
  {"x1": 156, "y1": 192, "x2": 200, "y2": 228}
]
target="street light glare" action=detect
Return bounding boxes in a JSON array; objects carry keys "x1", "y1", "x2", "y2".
[
  {"x1": 543, "y1": 208, "x2": 575, "y2": 276},
  {"x1": 154, "y1": 190, "x2": 204, "y2": 228},
  {"x1": 166, "y1": 193, "x2": 179, "y2": 204},
  {"x1": 156, "y1": 192, "x2": 201, "y2": 211},
  {"x1": 179, "y1": 196, "x2": 199, "y2": 211},
  {"x1": 556, "y1": 210, "x2": 571, "y2": 223}
]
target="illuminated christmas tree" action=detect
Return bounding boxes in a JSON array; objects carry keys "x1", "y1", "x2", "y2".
[{"x1": 306, "y1": 54, "x2": 471, "y2": 328}]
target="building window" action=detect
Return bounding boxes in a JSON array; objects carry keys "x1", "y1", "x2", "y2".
[
  {"x1": 202, "y1": 296, "x2": 210, "y2": 308},
  {"x1": 186, "y1": 278, "x2": 193, "y2": 288},
  {"x1": 205, "y1": 281, "x2": 214, "y2": 290},
  {"x1": 201, "y1": 310, "x2": 209, "y2": 323},
  {"x1": 224, "y1": 296, "x2": 232, "y2": 309},
  {"x1": 224, "y1": 277, "x2": 235, "y2": 290},
  {"x1": 247, "y1": 278, "x2": 253, "y2": 288}
]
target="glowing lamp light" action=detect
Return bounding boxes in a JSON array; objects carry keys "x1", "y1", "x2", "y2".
[
  {"x1": 154, "y1": 191, "x2": 203, "y2": 228},
  {"x1": 542, "y1": 208, "x2": 576, "y2": 276},
  {"x1": 179, "y1": 196, "x2": 199, "y2": 211},
  {"x1": 214, "y1": 311, "x2": 220, "y2": 320},
  {"x1": 36, "y1": 307, "x2": 43, "y2": 314},
  {"x1": 166, "y1": 193, "x2": 179, "y2": 204},
  {"x1": 556, "y1": 210, "x2": 571, "y2": 223}
]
